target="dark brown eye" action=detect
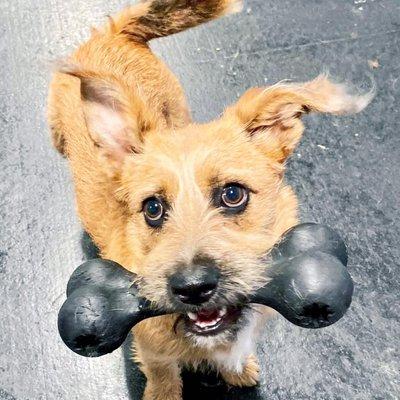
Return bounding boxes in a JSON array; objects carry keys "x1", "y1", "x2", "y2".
[
  {"x1": 143, "y1": 198, "x2": 166, "y2": 227},
  {"x1": 221, "y1": 184, "x2": 249, "y2": 210}
]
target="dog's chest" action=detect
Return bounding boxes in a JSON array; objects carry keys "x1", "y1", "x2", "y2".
[{"x1": 212, "y1": 311, "x2": 259, "y2": 373}]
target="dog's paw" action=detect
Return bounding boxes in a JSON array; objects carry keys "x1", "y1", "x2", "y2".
[{"x1": 221, "y1": 354, "x2": 260, "y2": 387}]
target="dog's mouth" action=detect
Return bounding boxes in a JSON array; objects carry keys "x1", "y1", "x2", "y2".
[{"x1": 183, "y1": 306, "x2": 243, "y2": 336}]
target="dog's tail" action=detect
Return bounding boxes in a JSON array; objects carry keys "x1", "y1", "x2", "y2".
[{"x1": 106, "y1": 0, "x2": 242, "y2": 42}]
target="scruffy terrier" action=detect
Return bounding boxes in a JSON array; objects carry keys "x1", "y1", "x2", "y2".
[{"x1": 48, "y1": 1, "x2": 371, "y2": 398}]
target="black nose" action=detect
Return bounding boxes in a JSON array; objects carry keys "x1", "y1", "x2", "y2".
[{"x1": 168, "y1": 263, "x2": 220, "y2": 305}]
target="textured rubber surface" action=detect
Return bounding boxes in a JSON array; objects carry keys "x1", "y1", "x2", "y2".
[{"x1": 0, "y1": 0, "x2": 399, "y2": 399}]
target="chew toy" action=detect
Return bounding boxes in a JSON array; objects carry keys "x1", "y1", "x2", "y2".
[{"x1": 58, "y1": 223, "x2": 353, "y2": 357}]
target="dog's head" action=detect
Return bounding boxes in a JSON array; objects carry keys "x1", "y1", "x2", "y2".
[{"x1": 68, "y1": 70, "x2": 371, "y2": 345}]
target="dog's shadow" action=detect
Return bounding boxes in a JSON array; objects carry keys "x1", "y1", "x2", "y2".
[{"x1": 80, "y1": 232, "x2": 263, "y2": 400}]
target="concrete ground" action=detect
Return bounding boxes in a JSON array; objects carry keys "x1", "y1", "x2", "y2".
[{"x1": 1, "y1": 0, "x2": 399, "y2": 399}]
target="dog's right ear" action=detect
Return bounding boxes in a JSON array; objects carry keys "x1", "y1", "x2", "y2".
[{"x1": 58, "y1": 63, "x2": 157, "y2": 165}]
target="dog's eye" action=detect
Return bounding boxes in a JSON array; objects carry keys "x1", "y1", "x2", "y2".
[
  {"x1": 143, "y1": 198, "x2": 166, "y2": 227},
  {"x1": 221, "y1": 185, "x2": 248, "y2": 207},
  {"x1": 219, "y1": 184, "x2": 249, "y2": 213}
]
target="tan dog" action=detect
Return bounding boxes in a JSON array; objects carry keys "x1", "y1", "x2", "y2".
[{"x1": 48, "y1": 1, "x2": 372, "y2": 398}]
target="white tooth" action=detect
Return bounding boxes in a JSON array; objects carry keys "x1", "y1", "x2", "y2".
[
  {"x1": 219, "y1": 307, "x2": 227, "y2": 317},
  {"x1": 187, "y1": 312, "x2": 197, "y2": 321}
]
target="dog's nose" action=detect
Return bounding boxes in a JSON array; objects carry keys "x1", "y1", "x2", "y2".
[{"x1": 168, "y1": 264, "x2": 220, "y2": 305}]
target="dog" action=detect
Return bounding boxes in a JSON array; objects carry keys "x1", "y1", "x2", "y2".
[{"x1": 48, "y1": 1, "x2": 372, "y2": 398}]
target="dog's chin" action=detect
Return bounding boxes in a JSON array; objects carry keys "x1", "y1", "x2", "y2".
[{"x1": 182, "y1": 306, "x2": 245, "y2": 347}]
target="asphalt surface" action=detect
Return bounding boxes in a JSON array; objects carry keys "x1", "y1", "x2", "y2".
[{"x1": 1, "y1": 0, "x2": 399, "y2": 399}]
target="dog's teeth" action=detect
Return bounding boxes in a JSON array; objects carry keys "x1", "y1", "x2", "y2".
[
  {"x1": 187, "y1": 312, "x2": 197, "y2": 321},
  {"x1": 195, "y1": 316, "x2": 222, "y2": 329},
  {"x1": 219, "y1": 307, "x2": 227, "y2": 317}
]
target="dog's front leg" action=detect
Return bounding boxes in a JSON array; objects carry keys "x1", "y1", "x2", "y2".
[
  {"x1": 141, "y1": 359, "x2": 182, "y2": 400},
  {"x1": 133, "y1": 317, "x2": 184, "y2": 400}
]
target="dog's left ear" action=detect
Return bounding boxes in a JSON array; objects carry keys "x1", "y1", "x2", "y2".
[{"x1": 226, "y1": 75, "x2": 373, "y2": 163}]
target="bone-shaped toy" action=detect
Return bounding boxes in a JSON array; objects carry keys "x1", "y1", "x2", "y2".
[{"x1": 58, "y1": 223, "x2": 354, "y2": 357}]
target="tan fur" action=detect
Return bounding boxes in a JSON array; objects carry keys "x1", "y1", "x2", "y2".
[
  {"x1": 220, "y1": 354, "x2": 260, "y2": 387},
  {"x1": 48, "y1": 1, "x2": 371, "y2": 398}
]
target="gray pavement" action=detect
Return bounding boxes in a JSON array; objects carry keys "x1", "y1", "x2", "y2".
[{"x1": 1, "y1": 0, "x2": 399, "y2": 399}]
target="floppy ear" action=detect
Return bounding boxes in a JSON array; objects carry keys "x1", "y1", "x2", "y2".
[
  {"x1": 227, "y1": 75, "x2": 374, "y2": 163},
  {"x1": 59, "y1": 64, "x2": 157, "y2": 165}
]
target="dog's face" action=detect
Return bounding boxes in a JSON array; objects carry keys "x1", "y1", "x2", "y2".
[
  {"x1": 70, "y1": 71, "x2": 371, "y2": 345},
  {"x1": 119, "y1": 120, "x2": 288, "y2": 343}
]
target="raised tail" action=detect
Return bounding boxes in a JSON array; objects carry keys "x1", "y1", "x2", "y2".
[{"x1": 107, "y1": 0, "x2": 243, "y2": 42}]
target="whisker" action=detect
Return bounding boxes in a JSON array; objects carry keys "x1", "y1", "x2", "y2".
[
  {"x1": 173, "y1": 314, "x2": 184, "y2": 334},
  {"x1": 247, "y1": 304, "x2": 263, "y2": 315}
]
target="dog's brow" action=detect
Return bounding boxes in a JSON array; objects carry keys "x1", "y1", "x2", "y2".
[{"x1": 134, "y1": 188, "x2": 165, "y2": 210}]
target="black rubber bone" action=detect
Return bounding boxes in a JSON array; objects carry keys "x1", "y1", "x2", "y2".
[
  {"x1": 58, "y1": 223, "x2": 354, "y2": 357},
  {"x1": 250, "y1": 223, "x2": 353, "y2": 328},
  {"x1": 58, "y1": 259, "x2": 163, "y2": 357}
]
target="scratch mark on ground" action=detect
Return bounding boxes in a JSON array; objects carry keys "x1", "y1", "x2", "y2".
[{"x1": 195, "y1": 29, "x2": 400, "y2": 64}]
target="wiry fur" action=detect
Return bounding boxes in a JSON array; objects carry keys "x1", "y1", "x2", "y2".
[
  {"x1": 117, "y1": 0, "x2": 243, "y2": 42},
  {"x1": 48, "y1": 1, "x2": 372, "y2": 398}
]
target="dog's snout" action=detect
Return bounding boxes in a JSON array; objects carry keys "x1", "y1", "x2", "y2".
[{"x1": 169, "y1": 263, "x2": 220, "y2": 305}]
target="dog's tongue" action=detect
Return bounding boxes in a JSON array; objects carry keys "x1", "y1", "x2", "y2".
[{"x1": 196, "y1": 309, "x2": 220, "y2": 322}]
